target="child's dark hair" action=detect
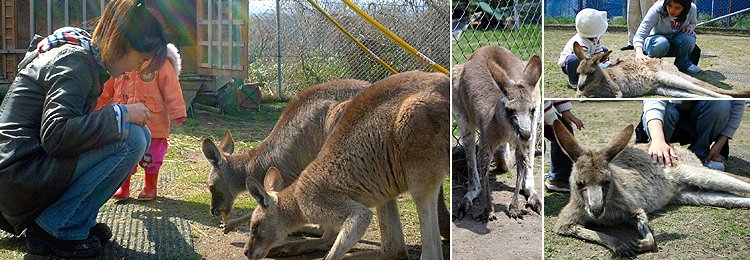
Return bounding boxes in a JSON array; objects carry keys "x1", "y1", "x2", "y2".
[
  {"x1": 659, "y1": 0, "x2": 692, "y2": 23},
  {"x1": 92, "y1": 0, "x2": 167, "y2": 74}
]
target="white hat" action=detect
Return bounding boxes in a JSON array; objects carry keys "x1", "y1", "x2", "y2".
[{"x1": 575, "y1": 8, "x2": 608, "y2": 38}]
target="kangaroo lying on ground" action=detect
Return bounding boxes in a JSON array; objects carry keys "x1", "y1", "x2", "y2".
[
  {"x1": 452, "y1": 45, "x2": 543, "y2": 222},
  {"x1": 242, "y1": 71, "x2": 449, "y2": 260},
  {"x1": 552, "y1": 120, "x2": 750, "y2": 257},
  {"x1": 572, "y1": 42, "x2": 750, "y2": 98}
]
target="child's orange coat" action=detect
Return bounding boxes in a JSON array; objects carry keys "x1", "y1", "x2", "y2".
[{"x1": 97, "y1": 58, "x2": 186, "y2": 138}]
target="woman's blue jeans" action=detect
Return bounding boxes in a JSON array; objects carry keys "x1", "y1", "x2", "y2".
[{"x1": 35, "y1": 124, "x2": 150, "y2": 240}]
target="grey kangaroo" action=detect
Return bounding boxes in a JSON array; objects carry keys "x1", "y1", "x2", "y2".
[
  {"x1": 572, "y1": 42, "x2": 750, "y2": 98},
  {"x1": 243, "y1": 71, "x2": 449, "y2": 260},
  {"x1": 453, "y1": 45, "x2": 543, "y2": 222},
  {"x1": 552, "y1": 120, "x2": 750, "y2": 257}
]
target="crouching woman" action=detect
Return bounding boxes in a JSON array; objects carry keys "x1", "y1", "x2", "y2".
[{"x1": 0, "y1": 0, "x2": 167, "y2": 257}]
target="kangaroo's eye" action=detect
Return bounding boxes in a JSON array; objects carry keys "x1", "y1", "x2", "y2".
[
  {"x1": 576, "y1": 181, "x2": 585, "y2": 189},
  {"x1": 602, "y1": 180, "x2": 611, "y2": 186}
]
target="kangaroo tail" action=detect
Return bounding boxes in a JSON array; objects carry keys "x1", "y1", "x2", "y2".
[
  {"x1": 673, "y1": 165, "x2": 750, "y2": 193},
  {"x1": 674, "y1": 189, "x2": 750, "y2": 208}
]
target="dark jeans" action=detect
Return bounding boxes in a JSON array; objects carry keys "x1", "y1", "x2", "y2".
[
  {"x1": 545, "y1": 117, "x2": 574, "y2": 181},
  {"x1": 562, "y1": 46, "x2": 609, "y2": 85}
]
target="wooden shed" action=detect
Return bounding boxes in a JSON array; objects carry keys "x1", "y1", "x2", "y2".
[{"x1": 0, "y1": 0, "x2": 249, "y2": 107}]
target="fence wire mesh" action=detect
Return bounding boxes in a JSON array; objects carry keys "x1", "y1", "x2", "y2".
[
  {"x1": 247, "y1": 0, "x2": 449, "y2": 98},
  {"x1": 451, "y1": 0, "x2": 542, "y2": 64},
  {"x1": 545, "y1": 0, "x2": 750, "y2": 29}
]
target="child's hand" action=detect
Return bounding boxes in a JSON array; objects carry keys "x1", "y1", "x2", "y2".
[
  {"x1": 681, "y1": 27, "x2": 695, "y2": 36},
  {"x1": 560, "y1": 110, "x2": 585, "y2": 130}
]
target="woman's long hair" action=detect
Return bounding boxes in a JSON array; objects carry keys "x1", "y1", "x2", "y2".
[{"x1": 658, "y1": 0, "x2": 692, "y2": 24}]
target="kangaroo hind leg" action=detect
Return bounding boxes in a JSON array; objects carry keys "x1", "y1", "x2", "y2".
[
  {"x1": 411, "y1": 182, "x2": 444, "y2": 260},
  {"x1": 674, "y1": 189, "x2": 750, "y2": 208}
]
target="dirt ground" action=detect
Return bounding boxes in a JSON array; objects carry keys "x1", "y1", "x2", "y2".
[{"x1": 451, "y1": 139, "x2": 544, "y2": 259}]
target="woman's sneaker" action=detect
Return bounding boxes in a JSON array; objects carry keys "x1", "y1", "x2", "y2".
[
  {"x1": 545, "y1": 179, "x2": 571, "y2": 192},
  {"x1": 25, "y1": 223, "x2": 102, "y2": 258},
  {"x1": 685, "y1": 64, "x2": 701, "y2": 73}
]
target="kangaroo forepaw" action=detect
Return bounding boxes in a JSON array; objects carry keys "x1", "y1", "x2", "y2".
[
  {"x1": 453, "y1": 197, "x2": 473, "y2": 221},
  {"x1": 636, "y1": 236, "x2": 658, "y2": 253},
  {"x1": 613, "y1": 240, "x2": 639, "y2": 258}
]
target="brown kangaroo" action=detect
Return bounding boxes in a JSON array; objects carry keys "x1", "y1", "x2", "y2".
[
  {"x1": 552, "y1": 120, "x2": 750, "y2": 257},
  {"x1": 453, "y1": 45, "x2": 543, "y2": 222},
  {"x1": 242, "y1": 71, "x2": 449, "y2": 260}
]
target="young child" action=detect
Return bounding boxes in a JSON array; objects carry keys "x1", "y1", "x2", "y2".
[
  {"x1": 97, "y1": 43, "x2": 187, "y2": 201},
  {"x1": 557, "y1": 8, "x2": 610, "y2": 88},
  {"x1": 633, "y1": 0, "x2": 700, "y2": 73},
  {"x1": 544, "y1": 100, "x2": 585, "y2": 192}
]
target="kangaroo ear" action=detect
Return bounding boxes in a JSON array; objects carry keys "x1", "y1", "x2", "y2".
[
  {"x1": 573, "y1": 42, "x2": 587, "y2": 60},
  {"x1": 552, "y1": 120, "x2": 582, "y2": 161},
  {"x1": 219, "y1": 130, "x2": 235, "y2": 154},
  {"x1": 602, "y1": 124, "x2": 634, "y2": 162},
  {"x1": 202, "y1": 138, "x2": 224, "y2": 167},
  {"x1": 592, "y1": 50, "x2": 612, "y2": 64},
  {"x1": 246, "y1": 177, "x2": 271, "y2": 209},
  {"x1": 521, "y1": 55, "x2": 542, "y2": 87},
  {"x1": 264, "y1": 167, "x2": 285, "y2": 192},
  {"x1": 486, "y1": 58, "x2": 515, "y2": 93}
]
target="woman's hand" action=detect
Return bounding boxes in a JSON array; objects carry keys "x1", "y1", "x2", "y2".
[
  {"x1": 681, "y1": 26, "x2": 695, "y2": 36},
  {"x1": 649, "y1": 140, "x2": 678, "y2": 167},
  {"x1": 636, "y1": 51, "x2": 650, "y2": 62},
  {"x1": 125, "y1": 103, "x2": 151, "y2": 126}
]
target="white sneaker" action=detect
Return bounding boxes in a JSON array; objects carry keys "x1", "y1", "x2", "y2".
[
  {"x1": 685, "y1": 64, "x2": 701, "y2": 73},
  {"x1": 704, "y1": 160, "x2": 726, "y2": 171}
]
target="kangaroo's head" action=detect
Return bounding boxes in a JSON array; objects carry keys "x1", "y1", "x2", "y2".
[
  {"x1": 488, "y1": 55, "x2": 542, "y2": 141},
  {"x1": 202, "y1": 130, "x2": 241, "y2": 218},
  {"x1": 244, "y1": 167, "x2": 288, "y2": 260},
  {"x1": 552, "y1": 121, "x2": 633, "y2": 219},
  {"x1": 572, "y1": 42, "x2": 615, "y2": 98}
]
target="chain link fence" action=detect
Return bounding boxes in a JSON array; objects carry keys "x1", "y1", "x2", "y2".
[
  {"x1": 545, "y1": 0, "x2": 750, "y2": 29},
  {"x1": 246, "y1": 0, "x2": 449, "y2": 99},
  {"x1": 451, "y1": 0, "x2": 542, "y2": 64}
]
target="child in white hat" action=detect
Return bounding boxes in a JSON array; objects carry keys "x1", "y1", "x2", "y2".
[{"x1": 557, "y1": 8, "x2": 609, "y2": 88}]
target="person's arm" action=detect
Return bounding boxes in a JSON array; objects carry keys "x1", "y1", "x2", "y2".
[
  {"x1": 157, "y1": 60, "x2": 187, "y2": 128},
  {"x1": 634, "y1": 2, "x2": 662, "y2": 61},
  {"x1": 707, "y1": 101, "x2": 746, "y2": 164},
  {"x1": 681, "y1": 5, "x2": 698, "y2": 35},
  {"x1": 554, "y1": 101, "x2": 584, "y2": 130},
  {"x1": 643, "y1": 100, "x2": 676, "y2": 166},
  {"x1": 39, "y1": 49, "x2": 150, "y2": 157}
]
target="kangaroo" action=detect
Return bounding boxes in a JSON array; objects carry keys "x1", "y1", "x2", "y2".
[
  {"x1": 202, "y1": 79, "x2": 369, "y2": 228},
  {"x1": 572, "y1": 42, "x2": 750, "y2": 98},
  {"x1": 201, "y1": 79, "x2": 451, "y2": 252},
  {"x1": 452, "y1": 45, "x2": 543, "y2": 222},
  {"x1": 552, "y1": 120, "x2": 750, "y2": 257},
  {"x1": 242, "y1": 71, "x2": 449, "y2": 260}
]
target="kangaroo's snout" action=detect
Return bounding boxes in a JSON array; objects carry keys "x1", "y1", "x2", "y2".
[{"x1": 584, "y1": 185, "x2": 606, "y2": 219}]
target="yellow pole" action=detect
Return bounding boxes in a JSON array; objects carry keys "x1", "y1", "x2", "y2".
[
  {"x1": 307, "y1": 0, "x2": 398, "y2": 74},
  {"x1": 342, "y1": 0, "x2": 449, "y2": 75}
]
